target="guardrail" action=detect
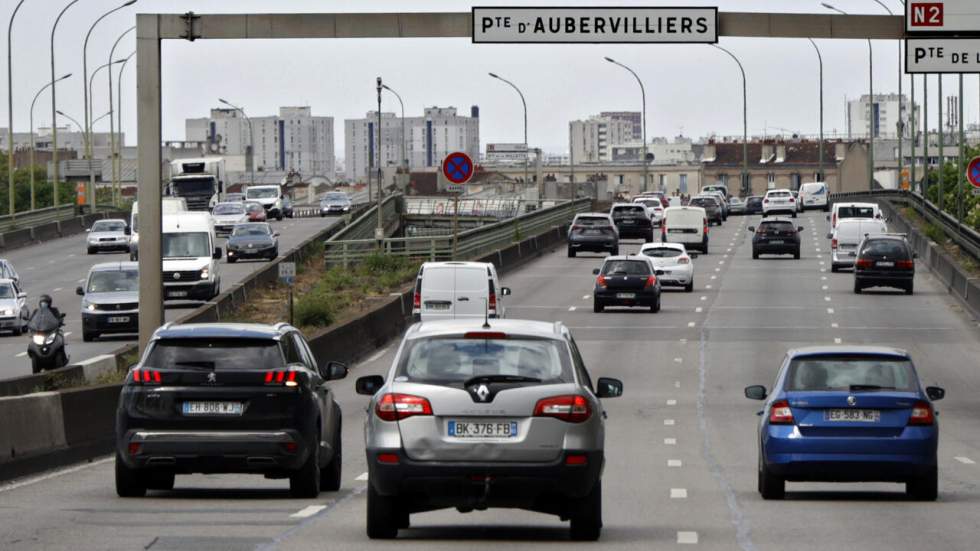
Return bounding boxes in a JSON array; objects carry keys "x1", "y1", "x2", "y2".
[
  {"x1": 403, "y1": 197, "x2": 524, "y2": 218},
  {"x1": 324, "y1": 193, "x2": 401, "y2": 243},
  {"x1": 0, "y1": 204, "x2": 104, "y2": 233},
  {"x1": 324, "y1": 197, "x2": 590, "y2": 266}
]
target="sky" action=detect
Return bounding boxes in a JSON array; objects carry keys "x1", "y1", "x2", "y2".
[{"x1": 3, "y1": 0, "x2": 978, "y2": 157}]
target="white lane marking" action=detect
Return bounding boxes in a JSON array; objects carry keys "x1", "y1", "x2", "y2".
[
  {"x1": 680, "y1": 338, "x2": 687, "y2": 343},
  {"x1": 68, "y1": 254, "x2": 75, "y2": 258},
  {"x1": 670, "y1": 488, "x2": 688, "y2": 499},
  {"x1": 824, "y1": 296, "x2": 831, "y2": 302},
  {"x1": 816, "y1": 248, "x2": 822, "y2": 253},
  {"x1": 63, "y1": 332, "x2": 72, "y2": 337},
  {"x1": 817, "y1": 254, "x2": 823, "y2": 259},
  {"x1": 710, "y1": 275, "x2": 717, "y2": 280},
  {"x1": 831, "y1": 322, "x2": 839, "y2": 328},
  {"x1": 582, "y1": 294, "x2": 590, "y2": 300},
  {"x1": 719, "y1": 260, "x2": 725, "y2": 264},
  {"x1": 16, "y1": 352, "x2": 27, "y2": 358},
  {"x1": 726, "y1": 248, "x2": 732, "y2": 252},
  {"x1": 821, "y1": 276, "x2": 827, "y2": 281},
  {"x1": 827, "y1": 308, "x2": 835, "y2": 314},
  {"x1": 819, "y1": 261, "x2": 825, "y2": 266},
  {"x1": 364, "y1": 346, "x2": 391, "y2": 364},
  {"x1": 700, "y1": 296, "x2": 707, "y2": 301},
  {"x1": 834, "y1": 338, "x2": 842, "y2": 344},
  {"x1": 77, "y1": 279, "x2": 85, "y2": 283},
  {"x1": 705, "y1": 284, "x2": 713, "y2": 289},
  {"x1": 25, "y1": 266, "x2": 34, "y2": 270},
  {"x1": 695, "y1": 307, "x2": 703, "y2": 313},
  {"x1": 820, "y1": 268, "x2": 827, "y2": 273},
  {"x1": 664, "y1": 438, "x2": 677, "y2": 445},
  {"x1": 664, "y1": 419, "x2": 676, "y2": 426},
  {"x1": 677, "y1": 531, "x2": 699, "y2": 544},
  {"x1": 355, "y1": 472, "x2": 369, "y2": 481},
  {"x1": 687, "y1": 322, "x2": 696, "y2": 328},
  {"x1": 0, "y1": 457, "x2": 113, "y2": 494},
  {"x1": 674, "y1": 357, "x2": 683, "y2": 363},
  {"x1": 666, "y1": 399, "x2": 677, "y2": 406},
  {"x1": 52, "y1": 287, "x2": 62, "y2": 292},
  {"x1": 291, "y1": 505, "x2": 327, "y2": 518},
  {"x1": 955, "y1": 456, "x2": 976, "y2": 465},
  {"x1": 822, "y1": 285, "x2": 829, "y2": 291},
  {"x1": 668, "y1": 459, "x2": 683, "y2": 467},
  {"x1": 568, "y1": 306, "x2": 577, "y2": 312},
  {"x1": 714, "y1": 268, "x2": 721, "y2": 272}
]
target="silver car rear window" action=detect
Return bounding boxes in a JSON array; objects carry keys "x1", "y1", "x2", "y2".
[{"x1": 397, "y1": 337, "x2": 573, "y2": 384}]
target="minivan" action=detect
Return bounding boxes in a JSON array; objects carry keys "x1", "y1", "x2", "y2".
[
  {"x1": 828, "y1": 202, "x2": 882, "y2": 230},
  {"x1": 662, "y1": 206, "x2": 709, "y2": 254},
  {"x1": 799, "y1": 182, "x2": 829, "y2": 212},
  {"x1": 829, "y1": 218, "x2": 889, "y2": 272},
  {"x1": 161, "y1": 212, "x2": 222, "y2": 301},
  {"x1": 412, "y1": 262, "x2": 510, "y2": 321}
]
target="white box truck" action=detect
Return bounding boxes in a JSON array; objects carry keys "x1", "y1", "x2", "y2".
[{"x1": 168, "y1": 157, "x2": 226, "y2": 211}]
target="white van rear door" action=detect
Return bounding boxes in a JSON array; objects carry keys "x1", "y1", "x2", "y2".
[
  {"x1": 420, "y1": 266, "x2": 456, "y2": 319},
  {"x1": 453, "y1": 266, "x2": 489, "y2": 319}
]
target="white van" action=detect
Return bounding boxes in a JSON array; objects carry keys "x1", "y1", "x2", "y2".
[
  {"x1": 161, "y1": 212, "x2": 221, "y2": 301},
  {"x1": 829, "y1": 218, "x2": 888, "y2": 272},
  {"x1": 828, "y1": 202, "x2": 882, "y2": 230},
  {"x1": 245, "y1": 185, "x2": 285, "y2": 221},
  {"x1": 129, "y1": 197, "x2": 188, "y2": 260},
  {"x1": 412, "y1": 262, "x2": 510, "y2": 321},
  {"x1": 799, "y1": 182, "x2": 829, "y2": 212},
  {"x1": 661, "y1": 206, "x2": 709, "y2": 254}
]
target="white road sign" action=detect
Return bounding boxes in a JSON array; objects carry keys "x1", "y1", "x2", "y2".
[
  {"x1": 906, "y1": 38, "x2": 980, "y2": 73},
  {"x1": 486, "y1": 143, "x2": 528, "y2": 161},
  {"x1": 906, "y1": 1, "x2": 980, "y2": 34},
  {"x1": 472, "y1": 7, "x2": 717, "y2": 44},
  {"x1": 278, "y1": 262, "x2": 296, "y2": 285}
]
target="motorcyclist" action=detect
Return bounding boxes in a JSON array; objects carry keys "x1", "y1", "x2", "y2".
[{"x1": 29, "y1": 294, "x2": 64, "y2": 327}]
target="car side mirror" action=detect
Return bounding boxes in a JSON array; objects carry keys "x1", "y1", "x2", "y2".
[
  {"x1": 320, "y1": 360, "x2": 348, "y2": 381},
  {"x1": 592, "y1": 268, "x2": 601, "y2": 275},
  {"x1": 124, "y1": 226, "x2": 132, "y2": 236},
  {"x1": 689, "y1": 253, "x2": 699, "y2": 259},
  {"x1": 75, "y1": 286, "x2": 84, "y2": 296},
  {"x1": 744, "y1": 385, "x2": 768, "y2": 400},
  {"x1": 85, "y1": 228, "x2": 91, "y2": 233},
  {"x1": 273, "y1": 232, "x2": 280, "y2": 237},
  {"x1": 926, "y1": 386, "x2": 945, "y2": 401},
  {"x1": 213, "y1": 247, "x2": 222, "y2": 259},
  {"x1": 500, "y1": 287, "x2": 511, "y2": 296},
  {"x1": 826, "y1": 233, "x2": 833, "y2": 240},
  {"x1": 655, "y1": 269, "x2": 665, "y2": 276},
  {"x1": 18, "y1": 292, "x2": 27, "y2": 299},
  {"x1": 798, "y1": 226, "x2": 804, "y2": 232},
  {"x1": 826, "y1": 215, "x2": 831, "y2": 221},
  {"x1": 595, "y1": 377, "x2": 623, "y2": 398},
  {"x1": 747, "y1": 226, "x2": 755, "y2": 232},
  {"x1": 356, "y1": 375, "x2": 385, "y2": 396}
]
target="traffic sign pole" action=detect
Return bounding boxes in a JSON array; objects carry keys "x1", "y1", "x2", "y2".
[{"x1": 442, "y1": 152, "x2": 474, "y2": 259}]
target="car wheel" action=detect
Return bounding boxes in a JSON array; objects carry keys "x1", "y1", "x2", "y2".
[
  {"x1": 684, "y1": 281, "x2": 694, "y2": 293},
  {"x1": 227, "y1": 256, "x2": 236, "y2": 263},
  {"x1": 289, "y1": 438, "x2": 321, "y2": 498},
  {"x1": 569, "y1": 480, "x2": 602, "y2": 541},
  {"x1": 115, "y1": 453, "x2": 148, "y2": 498},
  {"x1": 824, "y1": 204, "x2": 830, "y2": 212},
  {"x1": 612, "y1": 247, "x2": 620, "y2": 256},
  {"x1": 366, "y1": 483, "x2": 400, "y2": 539},
  {"x1": 82, "y1": 331, "x2": 97, "y2": 342},
  {"x1": 321, "y1": 411, "x2": 342, "y2": 492},
  {"x1": 650, "y1": 296, "x2": 661, "y2": 313},
  {"x1": 702, "y1": 243, "x2": 709, "y2": 255},
  {"x1": 758, "y1": 460, "x2": 785, "y2": 500},
  {"x1": 87, "y1": 247, "x2": 96, "y2": 255},
  {"x1": 146, "y1": 471, "x2": 175, "y2": 491},
  {"x1": 792, "y1": 211, "x2": 797, "y2": 218},
  {"x1": 794, "y1": 250, "x2": 801, "y2": 260},
  {"x1": 906, "y1": 468, "x2": 937, "y2": 501},
  {"x1": 854, "y1": 280, "x2": 863, "y2": 294},
  {"x1": 752, "y1": 251, "x2": 759, "y2": 260},
  {"x1": 593, "y1": 300, "x2": 604, "y2": 313},
  {"x1": 567, "y1": 248, "x2": 576, "y2": 258},
  {"x1": 831, "y1": 265, "x2": 839, "y2": 273},
  {"x1": 647, "y1": 231, "x2": 655, "y2": 242},
  {"x1": 276, "y1": 213, "x2": 283, "y2": 221},
  {"x1": 905, "y1": 282, "x2": 914, "y2": 295}
]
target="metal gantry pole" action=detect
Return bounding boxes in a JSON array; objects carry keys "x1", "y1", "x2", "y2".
[
  {"x1": 923, "y1": 75, "x2": 929, "y2": 195},
  {"x1": 108, "y1": 27, "x2": 135, "y2": 207},
  {"x1": 938, "y1": 74, "x2": 944, "y2": 211},
  {"x1": 604, "y1": 57, "x2": 648, "y2": 192},
  {"x1": 958, "y1": 74, "x2": 964, "y2": 226},
  {"x1": 808, "y1": 39, "x2": 825, "y2": 182},
  {"x1": 711, "y1": 44, "x2": 748, "y2": 196},
  {"x1": 51, "y1": 0, "x2": 81, "y2": 211},
  {"x1": 489, "y1": 73, "x2": 529, "y2": 196},
  {"x1": 911, "y1": 74, "x2": 916, "y2": 191},
  {"x1": 7, "y1": 0, "x2": 27, "y2": 218}
]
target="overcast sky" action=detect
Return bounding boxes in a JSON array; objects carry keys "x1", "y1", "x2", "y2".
[{"x1": 3, "y1": 0, "x2": 977, "y2": 156}]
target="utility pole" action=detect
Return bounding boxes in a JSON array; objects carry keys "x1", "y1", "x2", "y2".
[
  {"x1": 51, "y1": 0, "x2": 82, "y2": 212},
  {"x1": 375, "y1": 77, "x2": 384, "y2": 242},
  {"x1": 958, "y1": 75, "x2": 964, "y2": 226},
  {"x1": 939, "y1": 75, "x2": 944, "y2": 211},
  {"x1": 923, "y1": 76, "x2": 929, "y2": 195},
  {"x1": 911, "y1": 74, "x2": 916, "y2": 192},
  {"x1": 7, "y1": 0, "x2": 27, "y2": 219},
  {"x1": 808, "y1": 39, "x2": 825, "y2": 181},
  {"x1": 711, "y1": 44, "x2": 749, "y2": 196},
  {"x1": 604, "y1": 57, "x2": 648, "y2": 193},
  {"x1": 569, "y1": 122, "x2": 575, "y2": 201}
]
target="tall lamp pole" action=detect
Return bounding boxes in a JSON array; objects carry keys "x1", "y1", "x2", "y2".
[
  {"x1": 380, "y1": 84, "x2": 406, "y2": 170},
  {"x1": 108, "y1": 27, "x2": 135, "y2": 206},
  {"x1": 870, "y1": 0, "x2": 903, "y2": 190},
  {"x1": 30, "y1": 74, "x2": 71, "y2": 210},
  {"x1": 375, "y1": 77, "x2": 384, "y2": 242},
  {"x1": 489, "y1": 72, "x2": 530, "y2": 196},
  {"x1": 7, "y1": 0, "x2": 27, "y2": 218},
  {"x1": 604, "y1": 57, "x2": 649, "y2": 192},
  {"x1": 218, "y1": 98, "x2": 254, "y2": 186},
  {"x1": 116, "y1": 51, "x2": 135, "y2": 199},
  {"x1": 51, "y1": 0, "x2": 81, "y2": 211},
  {"x1": 711, "y1": 44, "x2": 749, "y2": 196},
  {"x1": 808, "y1": 39, "x2": 825, "y2": 183},
  {"x1": 824, "y1": 4, "x2": 874, "y2": 191}
]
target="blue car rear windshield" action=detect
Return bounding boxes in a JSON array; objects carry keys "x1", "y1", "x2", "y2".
[{"x1": 786, "y1": 356, "x2": 916, "y2": 391}]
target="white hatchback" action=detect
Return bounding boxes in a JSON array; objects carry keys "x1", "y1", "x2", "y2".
[
  {"x1": 763, "y1": 189, "x2": 797, "y2": 218},
  {"x1": 639, "y1": 242, "x2": 697, "y2": 292}
]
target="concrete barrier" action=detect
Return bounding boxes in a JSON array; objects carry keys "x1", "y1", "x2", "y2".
[
  {"x1": 32, "y1": 221, "x2": 62, "y2": 242},
  {"x1": 0, "y1": 210, "x2": 127, "y2": 253},
  {"x1": 0, "y1": 391, "x2": 67, "y2": 463},
  {"x1": 1, "y1": 228, "x2": 34, "y2": 250},
  {"x1": 59, "y1": 384, "x2": 122, "y2": 449}
]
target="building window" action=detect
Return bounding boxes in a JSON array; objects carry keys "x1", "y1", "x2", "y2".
[
  {"x1": 790, "y1": 173, "x2": 801, "y2": 190},
  {"x1": 719, "y1": 174, "x2": 728, "y2": 186},
  {"x1": 767, "y1": 173, "x2": 776, "y2": 189},
  {"x1": 679, "y1": 174, "x2": 688, "y2": 193}
]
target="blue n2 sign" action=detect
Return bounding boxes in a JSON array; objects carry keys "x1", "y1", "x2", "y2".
[{"x1": 443, "y1": 152, "x2": 475, "y2": 185}]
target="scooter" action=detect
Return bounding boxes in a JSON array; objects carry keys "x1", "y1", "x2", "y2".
[{"x1": 27, "y1": 313, "x2": 69, "y2": 374}]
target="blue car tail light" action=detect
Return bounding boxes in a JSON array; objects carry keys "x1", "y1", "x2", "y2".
[
  {"x1": 908, "y1": 401, "x2": 934, "y2": 426},
  {"x1": 769, "y1": 400, "x2": 794, "y2": 425}
]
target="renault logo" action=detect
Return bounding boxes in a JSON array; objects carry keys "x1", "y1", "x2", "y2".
[
  {"x1": 474, "y1": 384, "x2": 490, "y2": 402},
  {"x1": 847, "y1": 395, "x2": 857, "y2": 406}
]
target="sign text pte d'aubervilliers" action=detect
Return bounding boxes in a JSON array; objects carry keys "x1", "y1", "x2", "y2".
[{"x1": 472, "y1": 8, "x2": 718, "y2": 44}]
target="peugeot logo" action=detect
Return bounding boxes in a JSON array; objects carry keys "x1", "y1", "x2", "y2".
[
  {"x1": 207, "y1": 372, "x2": 217, "y2": 384},
  {"x1": 173, "y1": 272, "x2": 181, "y2": 280},
  {"x1": 474, "y1": 384, "x2": 490, "y2": 402},
  {"x1": 847, "y1": 395, "x2": 857, "y2": 406}
]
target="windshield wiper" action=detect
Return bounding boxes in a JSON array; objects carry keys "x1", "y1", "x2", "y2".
[
  {"x1": 849, "y1": 384, "x2": 897, "y2": 391},
  {"x1": 174, "y1": 360, "x2": 216, "y2": 370},
  {"x1": 463, "y1": 375, "x2": 541, "y2": 387}
]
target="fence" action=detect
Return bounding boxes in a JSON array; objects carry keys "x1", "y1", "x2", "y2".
[
  {"x1": 403, "y1": 197, "x2": 525, "y2": 219},
  {"x1": 0, "y1": 204, "x2": 113, "y2": 233},
  {"x1": 324, "y1": 197, "x2": 590, "y2": 266},
  {"x1": 324, "y1": 193, "x2": 401, "y2": 243}
]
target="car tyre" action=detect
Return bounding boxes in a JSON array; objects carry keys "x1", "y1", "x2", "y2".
[
  {"x1": 366, "y1": 483, "x2": 400, "y2": 539},
  {"x1": 569, "y1": 480, "x2": 602, "y2": 541},
  {"x1": 612, "y1": 247, "x2": 620, "y2": 256},
  {"x1": 227, "y1": 256, "x2": 236, "y2": 263},
  {"x1": 831, "y1": 264, "x2": 839, "y2": 273},
  {"x1": 854, "y1": 280, "x2": 863, "y2": 294},
  {"x1": 146, "y1": 471, "x2": 175, "y2": 491},
  {"x1": 321, "y1": 411, "x2": 342, "y2": 492},
  {"x1": 752, "y1": 251, "x2": 759, "y2": 260},
  {"x1": 289, "y1": 438, "x2": 321, "y2": 499},
  {"x1": 115, "y1": 453, "x2": 147, "y2": 498},
  {"x1": 593, "y1": 300, "x2": 604, "y2": 313},
  {"x1": 567, "y1": 248, "x2": 576, "y2": 258},
  {"x1": 823, "y1": 203, "x2": 830, "y2": 212},
  {"x1": 82, "y1": 331, "x2": 97, "y2": 342},
  {"x1": 87, "y1": 247, "x2": 96, "y2": 255},
  {"x1": 906, "y1": 468, "x2": 938, "y2": 501},
  {"x1": 793, "y1": 249, "x2": 801, "y2": 260},
  {"x1": 650, "y1": 296, "x2": 661, "y2": 313},
  {"x1": 758, "y1": 460, "x2": 785, "y2": 500},
  {"x1": 792, "y1": 211, "x2": 797, "y2": 218},
  {"x1": 684, "y1": 280, "x2": 694, "y2": 293}
]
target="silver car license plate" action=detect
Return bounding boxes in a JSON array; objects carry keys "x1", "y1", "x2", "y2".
[
  {"x1": 426, "y1": 302, "x2": 450, "y2": 311},
  {"x1": 824, "y1": 409, "x2": 880, "y2": 422},
  {"x1": 877, "y1": 261, "x2": 895, "y2": 267},
  {"x1": 107, "y1": 316, "x2": 130, "y2": 323},
  {"x1": 448, "y1": 420, "x2": 518, "y2": 438},
  {"x1": 167, "y1": 290, "x2": 189, "y2": 298},
  {"x1": 183, "y1": 401, "x2": 243, "y2": 416},
  {"x1": 616, "y1": 292, "x2": 636, "y2": 299},
  {"x1": 769, "y1": 240, "x2": 784, "y2": 245}
]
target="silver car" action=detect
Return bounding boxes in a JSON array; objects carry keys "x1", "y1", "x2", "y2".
[
  {"x1": 86, "y1": 219, "x2": 131, "y2": 254},
  {"x1": 356, "y1": 319, "x2": 623, "y2": 541},
  {"x1": 0, "y1": 278, "x2": 29, "y2": 335}
]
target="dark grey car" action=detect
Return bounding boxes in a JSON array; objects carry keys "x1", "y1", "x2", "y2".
[
  {"x1": 226, "y1": 223, "x2": 279, "y2": 262},
  {"x1": 567, "y1": 213, "x2": 619, "y2": 257},
  {"x1": 77, "y1": 261, "x2": 139, "y2": 341}
]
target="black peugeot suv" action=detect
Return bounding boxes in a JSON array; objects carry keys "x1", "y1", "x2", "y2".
[
  {"x1": 749, "y1": 218, "x2": 803, "y2": 259},
  {"x1": 115, "y1": 322, "x2": 348, "y2": 498}
]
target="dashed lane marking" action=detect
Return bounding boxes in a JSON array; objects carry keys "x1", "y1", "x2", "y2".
[
  {"x1": 710, "y1": 275, "x2": 717, "y2": 280},
  {"x1": 63, "y1": 332, "x2": 72, "y2": 337},
  {"x1": 664, "y1": 438, "x2": 677, "y2": 445},
  {"x1": 667, "y1": 399, "x2": 677, "y2": 406},
  {"x1": 52, "y1": 288, "x2": 62, "y2": 292},
  {"x1": 568, "y1": 306, "x2": 577, "y2": 312},
  {"x1": 827, "y1": 308, "x2": 835, "y2": 314},
  {"x1": 822, "y1": 285, "x2": 829, "y2": 291},
  {"x1": 582, "y1": 294, "x2": 590, "y2": 300},
  {"x1": 668, "y1": 459, "x2": 683, "y2": 467},
  {"x1": 706, "y1": 285, "x2": 713, "y2": 290},
  {"x1": 695, "y1": 307, "x2": 703, "y2": 313},
  {"x1": 677, "y1": 531, "x2": 699, "y2": 544},
  {"x1": 700, "y1": 296, "x2": 707, "y2": 301},
  {"x1": 674, "y1": 357, "x2": 683, "y2": 363},
  {"x1": 364, "y1": 346, "x2": 391, "y2": 364},
  {"x1": 664, "y1": 419, "x2": 676, "y2": 426},
  {"x1": 831, "y1": 322, "x2": 839, "y2": 328},
  {"x1": 687, "y1": 322, "x2": 696, "y2": 327},
  {"x1": 16, "y1": 352, "x2": 26, "y2": 358},
  {"x1": 714, "y1": 268, "x2": 721, "y2": 272},
  {"x1": 955, "y1": 457, "x2": 976, "y2": 465},
  {"x1": 834, "y1": 338, "x2": 842, "y2": 344},
  {"x1": 670, "y1": 488, "x2": 688, "y2": 499},
  {"x1": 824, "y1": 296, "x2": 832, "y2": 302},
  {"x1": 291, "y1": 505, "x2": 327, "y2": 518}
]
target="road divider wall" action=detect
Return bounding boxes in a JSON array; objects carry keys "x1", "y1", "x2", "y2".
[{"x1": 0, "y1": 210, "x2": 128, "y2": 253}]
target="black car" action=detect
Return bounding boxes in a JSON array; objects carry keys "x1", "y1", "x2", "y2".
[
  {"x1": 609, "y1": 204, "x2": 654, "y2": 241},
  {"x1": 749, "y1": 218, "x2": 803, "y2": 259},
  {"x1": 689, "y1": 196, "x2": 723, "y2": 226},
  {"x1": 226, "y1": 223, "x2": 279, "y2": 262},
  {"x1": 115, "y1": 322, "x2": 348, "y2": 498},
  {"x1": 593, "y1": 256, "x2": 663, "y2": 313},
  {"x1": 745, "y1": 196, "x2": 764, "y2": 215},
  {"x1": 854, "y1": 235, "x2": 916, "y2": 294},
  {"x1": 567, "y1": 213, "x2": 619, "y2": 257}
]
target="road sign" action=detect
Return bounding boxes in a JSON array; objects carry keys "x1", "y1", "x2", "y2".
[
  {"x1": 486, "y1": 143, "x2": 528, "y2": 162},
  {"x1": 906, "y1": 1, "x2": 980, "y2": 34},
  {"x1": 906, "y1": 38, "x2": 980, "y2": 73},
  {"x1": 443, "y1": 152, "x2": 475, "y2": 185},
  {"x1": 278, "y1": 262, "x2": 296, "y2": 286},
  {"x1": 967, "y1": 157, "x2": 980, "y2": 188},
  {"x1": 472, "y1": 7, "x2": 717, "y2": 44},
  {"x1": 447, "y1": 184, "x2": 464, "y2": 193}
]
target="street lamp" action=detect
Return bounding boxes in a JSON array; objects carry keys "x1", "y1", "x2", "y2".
[
  {"x1": 380, "y1": 83, "x2": 407, "y2": 170},
  {"x1": 218, "y1": 98, "x2": 254, "y2": 186},
  {"x1": 869, "y1": 0, "x2": 903, "y2": 190},
  {"x1": 30, "y1": 73, "x2": 71, "y2": 210},
  {"x1": 108, "y1": 27, "x2": 135, "y2": 206},
  {"x1": 51, "y1": 0, "x2": 82, "y2": 210},
  {"x1": 710, "y1": 44, "x2": 749, "y2": 196},
  {"x1": 604, "y1": 56, "x2": 648, "y2": 193},
  {"x1": 7, "y1": 0, "x2": 27, "y2": 218},
  {"x1": 116, "y1": 51, "x2": 135, "y2": 204},
  {"x1": 823, "y1": 3, "x2": 875, "y2": 191},
  {"x1": 89, "y1": 60, "x2": 126, "y2": 126},
  {"x1": 489, "y1": 72, "x2": 530, "y2": 196},
  {"x1": 83, "y1": 0, "x2": 137, "y2": 210},
  {"x1": 808, "y1": 39, "x2": 826, "y2": 184}
]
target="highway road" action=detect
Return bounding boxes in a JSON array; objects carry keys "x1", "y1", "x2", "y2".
[
  {"x1": 2, "y1": 209, "x2": 980, "y2": 550},
  {"x1": 0, "y1": 214, "x2": 345, "y2": 380}
]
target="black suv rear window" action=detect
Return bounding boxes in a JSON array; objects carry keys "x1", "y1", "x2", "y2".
[
  {"x1": 613, "y1": 206, "x2": 646, "y2": 215},
  {"x1": 860, "y1": 239, "x2": 909, "y2": 258},
  {"x1": 761, "y1": 221, "x2": 796, "y2": 232},
  {"x1": 144, "y1": 338, "x2": 284, "y2": 371},
  {"x1": 602, "y1": 260, "x2": 651, "y2": 275}
]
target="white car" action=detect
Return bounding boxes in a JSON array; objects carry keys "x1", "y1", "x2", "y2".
[
  {"x1": 828, "y1": 202, "x2": 882, "y2": 231},
  {"x1": 632, "y1": 197, "x2": 665, "y2": 226},
  {"x1": 829, "y1": 218, "x2": 888, "y2": 272},
  {"x1": 762, "y1": 189, "x2": 797, "y2": 218},
  {"x1": 86, "y1": 219, "x2": 131, "y2": 254},
  {"x1": 639, "y1": 242, "x2": 697, "y2": 292},
  {"x1": 0, "y1": 278, "x2": 29, "y2": 335},
  {"x1": 799, "y1": 182, "x2": 829, "y2": 212},
  {"x1": 211, "y1": 202, "x2": 249, "y2": 236},
  {"x1": 412, "y1": 261, "x2": 510, "y2": 321}
]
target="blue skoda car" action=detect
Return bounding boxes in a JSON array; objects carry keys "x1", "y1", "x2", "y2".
[{"x1": 744, "y1": 346, "x2": 945, "y2": 501}]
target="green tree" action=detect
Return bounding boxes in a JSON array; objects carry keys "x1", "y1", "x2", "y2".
[{"x1": 0, "y1": 153, "x2": 76, "y2": 213}]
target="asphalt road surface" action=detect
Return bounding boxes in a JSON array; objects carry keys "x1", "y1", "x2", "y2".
[
  {"x1": 2, "y1": 209, "x2": 979, "y2": 550},
  {"x1": 0, "y1": 214, "x2": 344, "y2": 380}
]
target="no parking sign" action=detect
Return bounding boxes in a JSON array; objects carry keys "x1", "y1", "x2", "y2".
[{"x1": 967, "y1": 157, "x2": 980, "y2": 195}]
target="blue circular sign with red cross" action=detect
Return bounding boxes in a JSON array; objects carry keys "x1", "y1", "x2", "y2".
[
  {"x1": 443, "y1": 152, "x2": 475, "y2": 185},
  {"x1": 968, "y1": 157, "x2": 980, "y2": 188}
]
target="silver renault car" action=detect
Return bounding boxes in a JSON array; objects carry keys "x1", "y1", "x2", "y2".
[{"x1": 356, "y1": 318, "x2": 623, "y2": 541}]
